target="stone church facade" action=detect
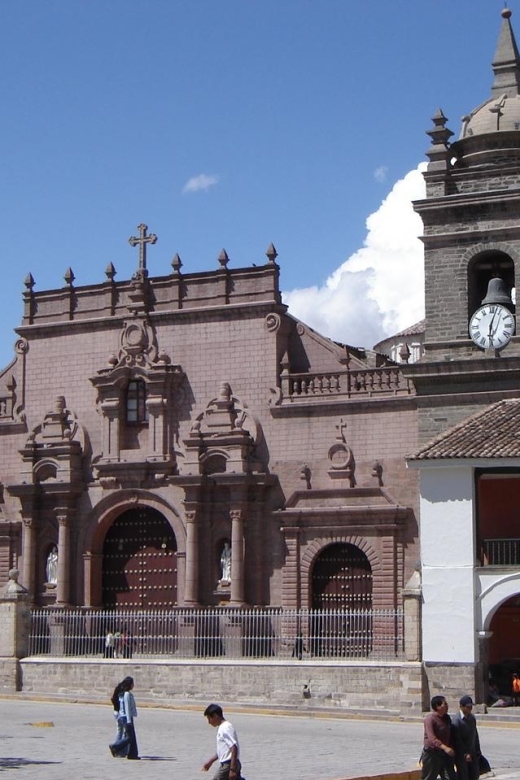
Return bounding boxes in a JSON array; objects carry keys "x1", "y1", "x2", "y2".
[
  {"x1": 3, "y1": 7, "x2": 520, "y2": 709},
  {"x1": 0, "y1": 234, "x2": 418, "y2": 618}
]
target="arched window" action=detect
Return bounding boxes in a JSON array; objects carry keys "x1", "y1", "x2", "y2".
[
  {"x1": 468, "y1": 251, "x2": 515, "y2": 318},
  {"x1": 126, "y1": 379, "x2": 148, "y2": 424}
]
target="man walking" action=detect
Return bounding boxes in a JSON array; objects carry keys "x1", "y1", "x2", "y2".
[
  {"x1": 451, "y1": 695, "x2": 481, "y2": 780},
  {"x1": 202, "y1": 703, "x2": 242, "y2": 780},
  {"x1": 420, "y1": 695, "x2": 456, "y2": 780}
]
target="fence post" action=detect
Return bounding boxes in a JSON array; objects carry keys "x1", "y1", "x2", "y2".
[
  {"x1": 0, "y1": 569, "x2": 31, "y2": 692},
  {"x1": 403, "y1": 566, "x2": 422, "y2": 662}
]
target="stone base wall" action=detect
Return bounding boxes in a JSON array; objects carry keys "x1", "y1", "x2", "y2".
[
  {"x1": 19, "y1": 658, "x2": 423, "y2": 714},
  {"x1": 0, "y1": 659, "x2": 21, "y2": 693},
  {"x1": 422, "y1": 663, "x2": 478, "y2": 709}
]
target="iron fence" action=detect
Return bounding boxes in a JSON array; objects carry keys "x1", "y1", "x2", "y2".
[{"x1": 28, "y1": 607, "x2": 403, "y2": 661}]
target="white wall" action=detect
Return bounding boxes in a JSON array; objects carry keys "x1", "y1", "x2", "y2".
[{"x1": 420, "y1": 467, "x2": 477, "y2": 663}]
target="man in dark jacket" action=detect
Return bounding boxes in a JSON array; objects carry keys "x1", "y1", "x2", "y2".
[{"x1": 451, "y1": 695, "x2": 481, "y2": 780}]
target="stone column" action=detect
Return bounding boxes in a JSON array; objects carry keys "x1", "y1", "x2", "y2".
[
  {"x1": 403, "y1": 567, "x2": 422, "y2": 662},
  {"x1": 0, "y1": 569, "x2": 30, "y2": 692},
  {"x1": 83, "y1": 552, "x2": 103, "y2": 607},
  {"x1": 21, "y1": 517, "x2": 36, "y2": 602},
  {"x1": 281, "y1": 525, "x2": 301, "y2": 609},
  {"x1": 184, "y1": 510, "x2": 199, "y2": 606},
  {"x1": 476, "y1": 630, "x2": 493, "y2": 705},
  {"x1": 56, "y1": 511, "x2": 71, "y2": 606},
  {"x1": 230, "y1": 509, "x2": 245, "y2": 606}
]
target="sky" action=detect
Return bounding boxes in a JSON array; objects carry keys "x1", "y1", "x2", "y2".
[{"x1": 0, "y1": 0, "x2": 511, "y2": 367}]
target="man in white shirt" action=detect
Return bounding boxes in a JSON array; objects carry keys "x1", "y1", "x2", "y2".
[{"x1": 202, "y1": 703, "x2": 242, "y2": 780}]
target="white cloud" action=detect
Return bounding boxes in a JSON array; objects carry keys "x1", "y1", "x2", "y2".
[
  {"x1": 373, "y1": 165, "x2": 388, "y2": 183},
  {"x1": 182, "y1": 173, "x2": 219, "y2": 194},
  {"x1": 282, "y1": 164, "x2": 426, "y2": 350}
]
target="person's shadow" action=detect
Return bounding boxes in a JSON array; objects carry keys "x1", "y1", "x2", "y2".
[{"x1": 0, "y1": 757, "x2": 60, "y2": 770}]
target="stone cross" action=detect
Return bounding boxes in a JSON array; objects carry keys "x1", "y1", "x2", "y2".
[
  {"x1": 128, "y1": 223, "x2": 157, "y2": 272},
  {"x1": 336, "y1": 418, "x2": 347, "y2": 441}
]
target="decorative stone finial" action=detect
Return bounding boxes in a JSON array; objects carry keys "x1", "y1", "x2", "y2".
[
  {"x1": 24, "y1": 273, "x2": 35, "y2": 291},
  {"x1": 218, "y1": 249, "x2": 229, "y2": 269},
  {"x1": 64, "y1": 267, "x2": 75, "y2": 286},
  {"x1": 105, "y1": 262, "x2": 116, "y2": 281},
  {"x1": 171, "y1": 253, "x2": 182, "y2": 274},
  {"x1": 1, "y1": 568, "x2": 29, "y2": 598},
  {"x1": 399, "y1": 343, "x2": 411, "y2": 364},
  {"x1": 266, "y1": 243, "x2": 278, "y2": 264}
]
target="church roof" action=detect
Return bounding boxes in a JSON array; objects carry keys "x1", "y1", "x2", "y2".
[
  {"x1": 408, "y1": 398, "x2": 520, "y2": 461},
  {"x1": 460, "y1": 9, "x2": 520, "y2": 139}
]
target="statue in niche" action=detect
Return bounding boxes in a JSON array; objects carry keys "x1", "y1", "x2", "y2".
[
  {"x1": 46, "y1": 547, "x2": 58, "y2": 585},
  {"x1": 220, "y1": 541, "x2": 232, "y2": 582}
]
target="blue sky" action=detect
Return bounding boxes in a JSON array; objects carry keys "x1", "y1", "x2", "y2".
[{"x1": 0, "y1": 0, "x2": 509, "y2": 367}]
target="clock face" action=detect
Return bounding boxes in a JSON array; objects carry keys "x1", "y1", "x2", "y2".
[{"x1": 469, "y1": 304, "x2": 515, "y2": 350}]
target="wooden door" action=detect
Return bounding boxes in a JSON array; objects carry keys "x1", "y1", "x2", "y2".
[{"x1": 102, "y1": 506, "x2": 177, "y2": 608}]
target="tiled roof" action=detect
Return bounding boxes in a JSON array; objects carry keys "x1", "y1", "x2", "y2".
[
  {"x1": 394, "y1": 319, "x2": 425, "y2": 338},
  {"x1": 408, "y1": 399, "x2": 520, "y2": 460},
  {"x1": 373, "y1": 320, "x2": 425, "y2": 351}
]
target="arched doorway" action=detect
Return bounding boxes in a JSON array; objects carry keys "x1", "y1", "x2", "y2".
[
  {"x1": 311, "y1": 542, "x2": 372, "y2": 609},
  {"x1": 488, "y1": 594, "x2": 520, "y2": 696},
  {"x1": 310, "y1": 542, "x2": 373, "y2": 657},
  {"x1": 102, "y1": 506, "x2": 177, "y2": 608}
]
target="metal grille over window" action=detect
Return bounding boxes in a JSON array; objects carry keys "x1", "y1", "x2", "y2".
[{"x1": 126, "y1": 379, "x2": 148, "y2": 423}]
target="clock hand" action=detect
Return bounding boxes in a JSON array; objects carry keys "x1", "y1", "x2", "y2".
[{"x1": 492, "y1": 309, "x2": 502, "y2": 335}]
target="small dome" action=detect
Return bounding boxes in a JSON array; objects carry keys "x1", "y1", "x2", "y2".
[
  {"x1": 459, "y1": 9, "x2": 520, "y2": 139},
  {"x1": 460, "y1": 94, "x2": 520, "y2": 139}
]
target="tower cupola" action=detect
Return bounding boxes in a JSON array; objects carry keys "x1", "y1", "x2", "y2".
[{"x1": 459, "y1": 9, "x2": 520, "y2": 142}]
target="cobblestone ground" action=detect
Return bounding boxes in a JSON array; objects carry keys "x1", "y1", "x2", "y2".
[{"x1": 0, "y1": 699, "x2": 519, "y2": 780}]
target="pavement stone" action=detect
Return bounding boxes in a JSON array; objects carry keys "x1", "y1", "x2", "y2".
[{"x1": 0, "y1": 698, "x2": 519, "y2": 780}]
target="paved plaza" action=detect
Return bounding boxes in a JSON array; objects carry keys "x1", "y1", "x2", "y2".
[{"x1": 0, "y1": 698, "x2": 519, "y2": 780}]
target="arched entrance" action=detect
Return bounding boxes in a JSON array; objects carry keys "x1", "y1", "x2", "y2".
[
  {"x1": 311, "y1": 542, "x2": 372, "y2": 609},
  {"x1": 488, "y1": 594, "x2": 520, "y2": 695},
  {"x1": 102, "y1": 506, "x2": 177, "y2": 608},
  {"x1": 310, "y1": 542, "x2": 373, "y2": 657}
]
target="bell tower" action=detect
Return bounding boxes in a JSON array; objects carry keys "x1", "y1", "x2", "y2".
[{"x1": 405, "y1": 8, "x2": 520, "y2": 441}]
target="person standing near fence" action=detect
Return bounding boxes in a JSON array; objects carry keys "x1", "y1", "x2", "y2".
[
  {"x1": 118, "y1": 676, "x2": 140, "y2": 760},
  {"x1": 203, "y1": 703, "x2": 242, "y2": 780},
  {"x1": 104, "y1": 630, "x2": 115, "y2": 659}
]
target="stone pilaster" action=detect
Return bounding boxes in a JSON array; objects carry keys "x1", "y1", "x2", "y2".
[
  {"x1": 21, "y1": 516, "x2": 36, "y2": 602},
  {"x1": 229, "y1": 509, "x2": 245, "y2": 606},
  {"x1": 403, "y1": 568, "x2": 422, "y2": 662},
  {"x1": 56, "y1": 511, "x2": 71, "y2": 607},
  {"x1": 184, "y1": 510, "x2": 199, "y2": 606},
  {"x1": 0, "y1": 569, "x2": 30, "y2": 692}
]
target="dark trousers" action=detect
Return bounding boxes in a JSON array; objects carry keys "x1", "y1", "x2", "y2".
[
  {"x1": 455, "y1": 753, "x2": 479, "y2": 780},
  {"x1": 126, "y1": 721, "x2": 139, "y2": 760},
  {"x1": 421, "y1": 749, "x2": 456, "y2": 780}
]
